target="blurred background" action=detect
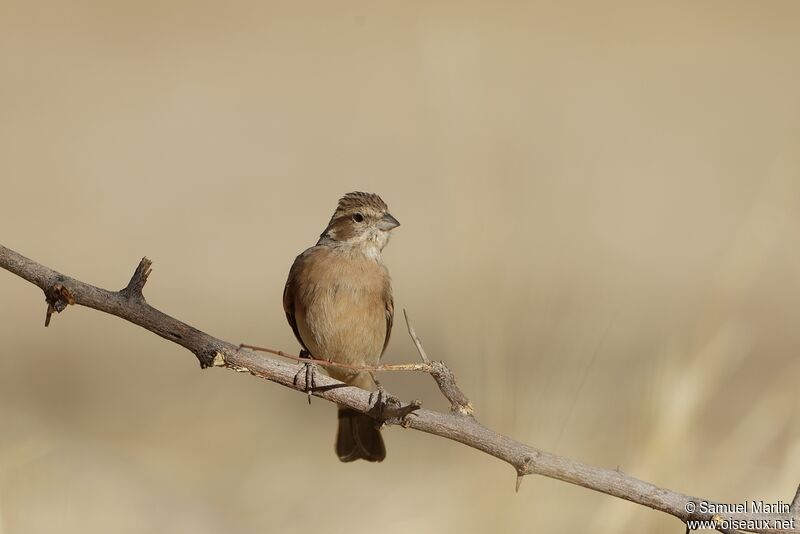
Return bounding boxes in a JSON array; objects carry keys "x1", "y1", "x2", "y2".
[{"x1": 1, "y1": 1, "x2": 799, "y2": 532}]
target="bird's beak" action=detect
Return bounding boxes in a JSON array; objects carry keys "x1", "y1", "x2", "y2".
[{"x1": 378, "y1": 212, "x2": 400, "y2": 231}]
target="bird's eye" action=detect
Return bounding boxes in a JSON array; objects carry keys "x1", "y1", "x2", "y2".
[{"x1": 352, "y1": 213, "x2": 364, "y2": 223}]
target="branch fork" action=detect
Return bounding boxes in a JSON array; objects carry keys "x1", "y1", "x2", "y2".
[{"x1": 121, "y1": 257, "x2": 152, "y2": 301}]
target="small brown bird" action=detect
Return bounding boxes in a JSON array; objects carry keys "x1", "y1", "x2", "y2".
[{"x1": 283, "y1": 192, "x2": 400, "y2": 462}]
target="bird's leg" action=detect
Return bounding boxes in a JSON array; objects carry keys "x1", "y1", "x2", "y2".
[
  {"x1": 292, "y1": 349, "x2": 317, "y2": 404},
  {"x1": 368, "y1": 373, "x2": 403, "y2": 422}
]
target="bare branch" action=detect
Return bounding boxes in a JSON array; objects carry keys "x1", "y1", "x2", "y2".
[{"x1": 0, "y1": 242, "x2": 796, "y2": 534}]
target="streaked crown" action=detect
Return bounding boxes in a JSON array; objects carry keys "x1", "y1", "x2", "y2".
[{"x1": 333, "y1": 192, "x2": 388, "y2": 217}]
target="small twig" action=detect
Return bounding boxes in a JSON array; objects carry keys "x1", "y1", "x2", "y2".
[
  {"x1": 403, "y1": 309, "x2": 430, "y2": 363},
  {"x1": 239, "y1": 344, "x2": 433, "y2": 373},
  {"x1": 402, "y1": 310, "x2": 474, "y2": 416}
]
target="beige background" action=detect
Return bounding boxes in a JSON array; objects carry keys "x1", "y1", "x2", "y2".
[{"x1": 1, "y1": 1, "x2": 800, "y2": 533}]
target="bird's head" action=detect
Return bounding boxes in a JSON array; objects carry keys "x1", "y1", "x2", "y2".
[{"x1": 318, "y1": 192, "x2": 400, "y2": 255}]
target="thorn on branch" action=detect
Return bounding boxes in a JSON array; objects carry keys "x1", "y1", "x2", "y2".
[
  {"x1": 791, "y1": 483, "x2": 800, "y2": 516},
  {"x1": 515, "y1": 455, "x2": 536, "y2": 493},
  {"x1": 44, "y1": 282, "x2": 75, "y2": 326},
  {"x1": 121, "y1": 257, "x2": 152, "y2": 300}
]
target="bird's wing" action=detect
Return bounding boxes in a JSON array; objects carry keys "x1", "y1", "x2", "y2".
[
  {"x1": 381, "y1": 281, "x2": 394, "y2": 358},
  {"x1": 283, "y1": 252, "x2": 310, "y2": 354}
]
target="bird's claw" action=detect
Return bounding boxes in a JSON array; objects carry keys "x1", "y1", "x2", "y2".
[
  {"x1": 369, "y1": 386, "x2": 396, "y2": 419},
  {"x1": 293, "y1": 350, "x2": 317, "y2": 404},
  {"x1": 369, "y1": 386, "x2": 419, "y2": 425}
]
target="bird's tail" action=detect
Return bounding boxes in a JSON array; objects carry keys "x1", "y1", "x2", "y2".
[{"x1": 336, "y1": 408, "x2": 386, "y2": 462}]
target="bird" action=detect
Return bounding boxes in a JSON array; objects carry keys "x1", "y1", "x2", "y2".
[{"x1": 283, "y1": 192, "x2": 400, "y2": 462}]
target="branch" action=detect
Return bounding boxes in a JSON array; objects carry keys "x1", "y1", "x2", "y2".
[{"x1": 0, "y1": 243, "x2": 795, "y2": 534}]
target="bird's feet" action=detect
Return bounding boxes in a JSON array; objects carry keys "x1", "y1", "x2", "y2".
[
  {"x1": 292, "y1": 349, "x2": 317, "y2": 404},
  {"x1": 369, "y1": 383, "x2": 421, "y2": 427},
  {"x1": 369, "y1": 383, "x2": 397, "y2": 420}
]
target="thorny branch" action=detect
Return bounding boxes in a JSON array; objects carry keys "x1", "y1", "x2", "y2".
[
  {"x1": 239, "y1": 310, "x2": 473, "y2": 417},
  {"x1": 0, "y1": 242, "x2": 796, "y2": 534}
]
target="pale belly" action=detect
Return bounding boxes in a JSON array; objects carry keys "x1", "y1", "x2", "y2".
[{"x1": 293, "y1": 251, "x2": 389, "y2": 385}]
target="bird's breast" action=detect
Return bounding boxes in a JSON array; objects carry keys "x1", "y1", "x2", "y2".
[{"x1": 294, "y1": 248, "x2": 390, "y2": 371}]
